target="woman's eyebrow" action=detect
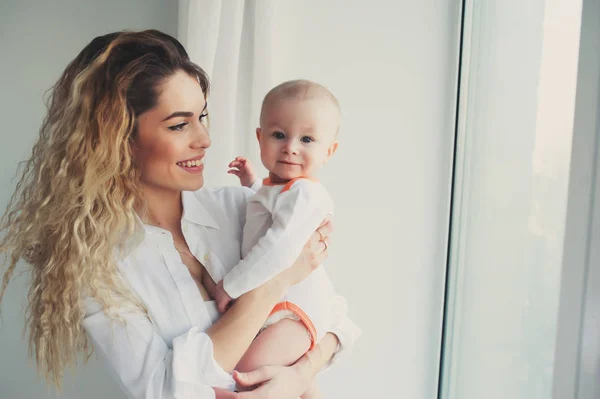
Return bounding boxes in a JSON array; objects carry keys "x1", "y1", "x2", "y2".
[
  {"x1": 162, "y1": 111, "x2": 194, "y2": 121},
  {"x1": 162, "y1": 102, "x2": 207, "y2": 121}
]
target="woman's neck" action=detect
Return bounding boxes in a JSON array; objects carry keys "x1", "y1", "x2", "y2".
[{"x1": 139, "y1": 185, "x2": 183, "y2": 232}]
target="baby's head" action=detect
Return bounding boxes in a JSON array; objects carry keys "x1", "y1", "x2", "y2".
[{"x1": 257, "y1": 79, "x2": 340, "y2": 183}]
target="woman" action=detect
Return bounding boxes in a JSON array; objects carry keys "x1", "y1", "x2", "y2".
[{"x1": 0, "y1": 30, "x2": 358, "y2": 399}]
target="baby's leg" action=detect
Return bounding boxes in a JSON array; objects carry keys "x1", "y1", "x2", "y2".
[{"x1": 235, "y1": 319, "x2": 312, "y2": 391}]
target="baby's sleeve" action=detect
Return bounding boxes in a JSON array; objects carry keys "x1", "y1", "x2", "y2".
[{"x1": 222, "y1": 179, "x2": 333, "y2": 299}]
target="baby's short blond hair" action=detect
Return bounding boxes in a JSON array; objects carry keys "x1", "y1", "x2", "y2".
[{"x1": 259, "y1": 79, "x2": 341, "y2": 131}]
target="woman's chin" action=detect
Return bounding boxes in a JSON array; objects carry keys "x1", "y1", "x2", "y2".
[{"x1": 179, "y1": 177, "x2": 204, "y2": 192}]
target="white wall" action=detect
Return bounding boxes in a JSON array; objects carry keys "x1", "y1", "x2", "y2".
[
  {"x1": 262, "y1": 2, "x2": 462, "y2": 398},
  {"x1": 0, "y1": 1, "x2": 177, "y2": 398}
]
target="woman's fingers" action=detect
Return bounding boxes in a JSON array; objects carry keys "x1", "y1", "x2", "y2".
[
  {"x1": 318, "y1": 214, "x2": 332, "y2": 227},
  {"x1": 233, "y1": 367, "x2": 277, "y2": 387},
  {"x1": 316, "y1": 218, "x2": 333, "y2": 240},
  {"x1": 317, "y1": 237, "x2": 330, "y2": 263},
  {"x1": 321, "y1": 237, "x2": 330, "y2": 252},
  {"x1": 305, "y1": 234, "x2": 330, "y2": 268},
  {"x1": 309, "y1": 221, "x2": 332, "y2": 248},
  {"x1": 306, "y1": 217, "x2": 333, "y2": 263},
  {"x1": 213, "y1": 387, "x2": 238, "y2": 399},
  {"x1": 309, "y1": 218, "x2": 331, "y2": 266}
]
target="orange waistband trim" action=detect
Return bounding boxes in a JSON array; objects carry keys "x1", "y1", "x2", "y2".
[{"x1": 269, "y1": 301, "x2": 317, "y2": 350}]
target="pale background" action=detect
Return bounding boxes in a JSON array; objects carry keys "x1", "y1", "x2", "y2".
[
  {"x1": 0, "y1": 1, "x2": 461, "y2": 398},
  {"x1": 4, "y1": 1, "x2": 599, "y2": 399}
]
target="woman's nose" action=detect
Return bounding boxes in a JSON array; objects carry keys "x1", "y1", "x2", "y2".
[{"x1": 190, "y1": 122, "x2": 211, "y2": 149}]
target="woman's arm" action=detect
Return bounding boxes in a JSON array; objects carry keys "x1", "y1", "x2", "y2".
[
  {"x1": 208, "y1": 219, "x2": 332, "y2": 372},
  {"x1": 207, "y1": 277, "x2": 286, "y2": 372}
]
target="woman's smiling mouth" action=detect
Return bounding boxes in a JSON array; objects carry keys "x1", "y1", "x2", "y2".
[{"x1": 177, "y1": 156, "x2": 204, "y2": 172}]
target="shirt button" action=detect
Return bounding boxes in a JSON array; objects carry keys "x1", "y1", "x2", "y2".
[{"x1": 204, "y1": 253, "x2": 210, "y2": 261}]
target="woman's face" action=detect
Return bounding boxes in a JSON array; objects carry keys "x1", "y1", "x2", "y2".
[{"x1": 133, "y1": 70, "x2": 210, "y2": 194}]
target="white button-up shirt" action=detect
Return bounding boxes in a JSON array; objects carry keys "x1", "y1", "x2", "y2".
[{"x1": 82, "y1": 186, "x2": 360, "y2": 399}]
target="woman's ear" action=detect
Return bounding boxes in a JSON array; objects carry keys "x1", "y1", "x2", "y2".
[{"x1": 256, "y1": 127, "x2": 262, "y2": 142}]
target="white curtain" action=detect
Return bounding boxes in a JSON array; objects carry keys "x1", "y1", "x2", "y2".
[{"x1": 178, "y1": 0, "x2": 275, "y2": 187}]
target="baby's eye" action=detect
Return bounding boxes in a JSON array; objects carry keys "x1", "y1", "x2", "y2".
[
  {"x1": 301, "y1": 136, "x2": 314, "y2": 143},
  {"x1": 272, "y1": 131, "x2": 285, "y2": 139},
  {"x1": 169, "y1": 122, "x2": 188, "y2": 131}
]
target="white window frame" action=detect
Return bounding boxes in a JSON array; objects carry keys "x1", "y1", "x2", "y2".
[
  {"x1": 439, "y1": 0, "x2": 600, "y2": 398},
  {"x1": 552, "y1": 0, "x2": 600, "y2": 397}
]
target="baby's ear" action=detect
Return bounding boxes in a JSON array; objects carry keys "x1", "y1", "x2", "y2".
[
  {"x1": 327, "y1": 141, "x2": 339, "y2": 158},
  {"x1": 256, "y1": 127, "x2": 262, "y2": 142}
]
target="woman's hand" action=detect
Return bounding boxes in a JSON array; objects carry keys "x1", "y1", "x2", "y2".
[
  {"x1": 276, "y1": 217, "x2": 332, "y2": 289},
  {"x1": 228, "y1": 332, "x2": 340, "y2": 399},
  {"x1": 214, "y1": 280, "x2": 234, "y2": 313},
  {"x1": 232, "y1": 364, "x2": 311, "y2": 399},
  {"x1": 213, "y1": 330, "x2": 340, "y2": 399},
  {"x1": 212, "y1": 365, "x2": 310, "y2": 399},
  {"x1": 214, "y1": 387, "x2": 238, "y2": 399},
  {"x1": 212, "y1": 364, "x2": 309, "y2": 399}
]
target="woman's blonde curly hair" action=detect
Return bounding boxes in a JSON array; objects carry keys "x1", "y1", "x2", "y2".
[{"x1": 0, "y1": 30, "x2": 209, "y2": 389}]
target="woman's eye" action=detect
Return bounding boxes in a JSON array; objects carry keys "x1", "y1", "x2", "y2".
[
  {"x1": 199, "y1": 112, "x2": 209, "y2": 121},
  {"x1": 301, "y1": 136, "x2": 314, "y2": 143},
  {"x1": 169, "y1": 122, "x2": 188, "y2": 131},
  {"x1": 273, "y1": 131, "x2": 285, "y2": 139}
]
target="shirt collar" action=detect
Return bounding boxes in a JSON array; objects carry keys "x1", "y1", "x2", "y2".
[
  {"x1": 118, "y1": 216, "x2": 146, "y2": 259},
  {"x1": 181, "y1": 190, "x2": 220, "y2": 229},
  {"x1": 119, "y1": 190, "x2": 219, "y2": 259}
]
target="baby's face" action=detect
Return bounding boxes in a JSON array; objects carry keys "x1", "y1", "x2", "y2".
[{"x1": 257, "y1": 97, "x2": 339, "y2": 183}]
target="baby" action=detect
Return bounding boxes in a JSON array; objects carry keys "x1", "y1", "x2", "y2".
[{"x1": 214, "y1": 79, "x2": 341, "y2": 398}]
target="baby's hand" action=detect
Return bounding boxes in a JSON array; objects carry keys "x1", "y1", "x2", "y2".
[
  {"x1": 214, "y1": 280, "x2": 234, "y2": 313},
  {"x1": 228, "y1": 156, "x2": 258, "y2": 188}
]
